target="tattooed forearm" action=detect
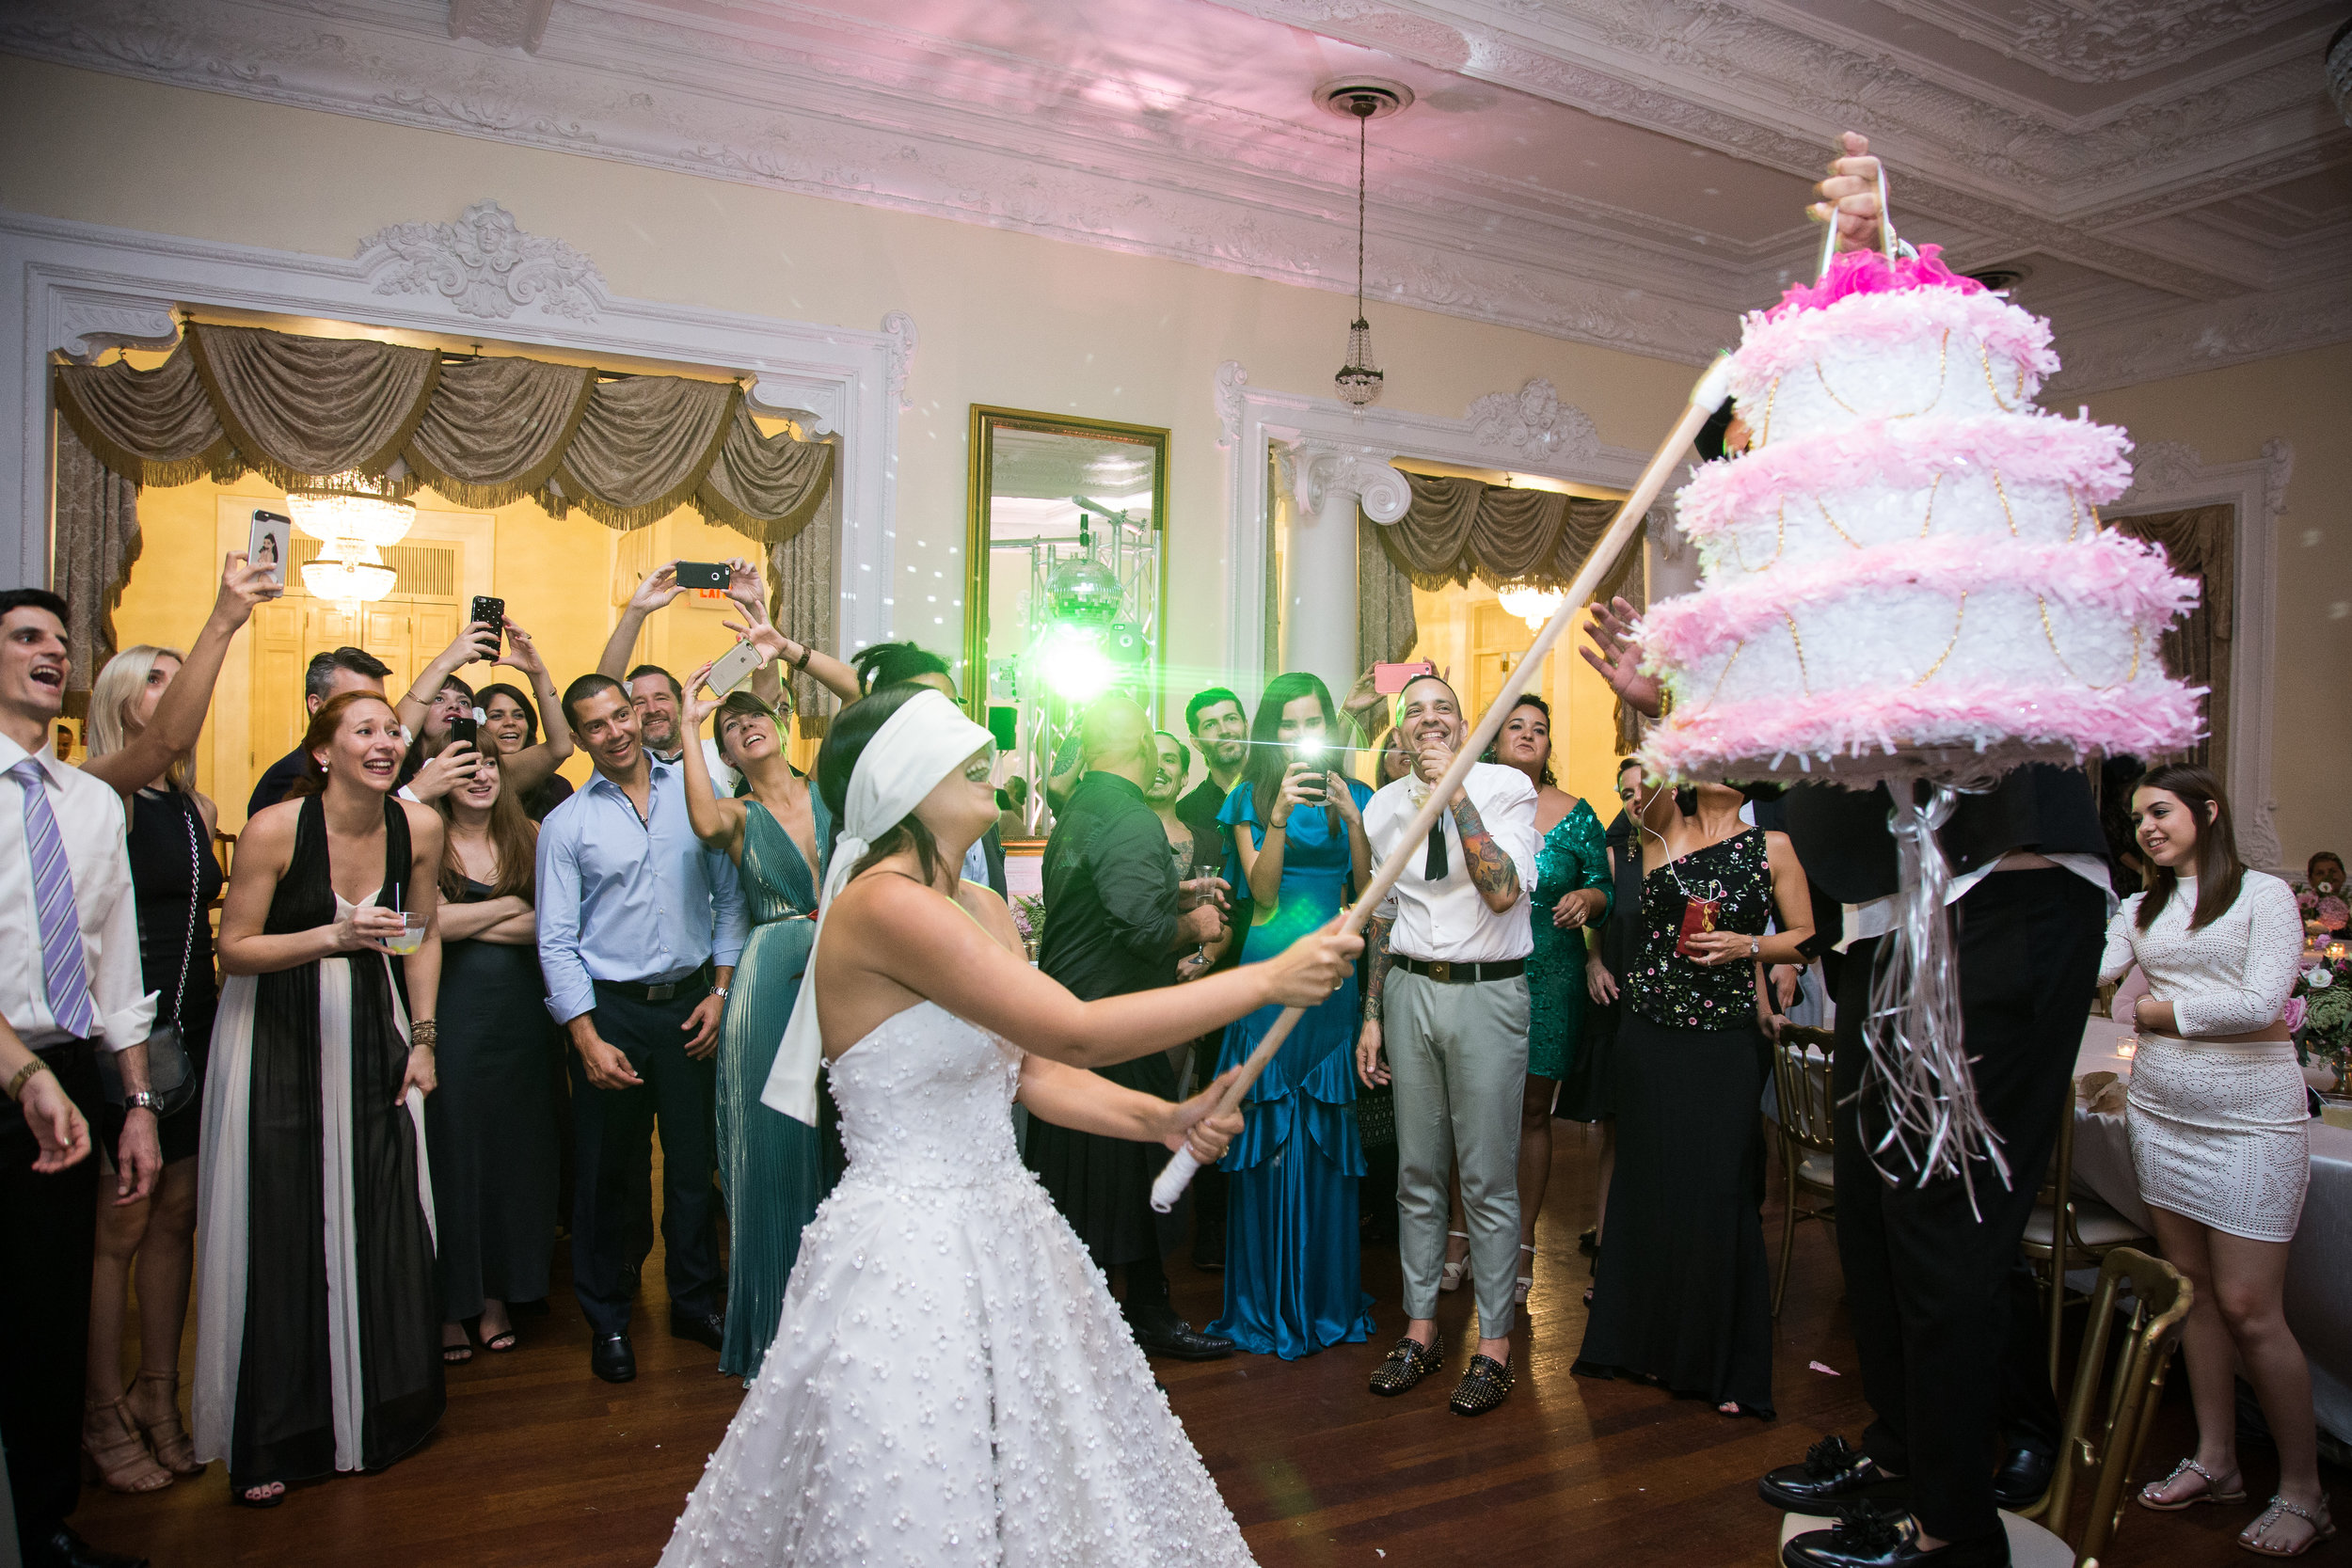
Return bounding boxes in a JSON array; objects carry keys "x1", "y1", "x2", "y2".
[
  {"x1": 1450, "y1": 795, "x2": 1523, "y2": 910},
  {"x1": 1361, "y1": 912, "x2": 1394, "y2": 1020}
]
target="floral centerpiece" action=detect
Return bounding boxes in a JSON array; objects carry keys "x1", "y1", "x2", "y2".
[
  {"x1": 1012, "y1": 893, "x2": 1046, "y2": 964},
  {"x1": 2290, "y1": 945, "x2": 2352, "y2": 1093}
]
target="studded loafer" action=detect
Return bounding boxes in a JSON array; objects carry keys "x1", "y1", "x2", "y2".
[
  {"x1": 1448, "y1": 1354, "x2": 1514, "y2": 1417},
  {"x1": 1367, "y1": 1330, "x2": 1446, "y2": 1397}
]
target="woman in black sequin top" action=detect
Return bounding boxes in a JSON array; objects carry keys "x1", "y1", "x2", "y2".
[{"x1": 1574, "y1": 779, "x2": 1813, "y2": 1420}]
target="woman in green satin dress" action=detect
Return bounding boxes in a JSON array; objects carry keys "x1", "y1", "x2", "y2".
[{"x1": 679, "y1": 681, "x2": 833, "y2": 1383}]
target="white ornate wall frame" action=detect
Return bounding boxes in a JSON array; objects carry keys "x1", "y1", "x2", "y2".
[
  {"x1": 0, "y1": 201, "x2": 914, "y2": 654},
  {"x1": 2108, "y1": 437, "x2": 2291, "y2": 873},
  {"x1": 1214, "y1": 358, "x2": 1677, "y2": 701}
]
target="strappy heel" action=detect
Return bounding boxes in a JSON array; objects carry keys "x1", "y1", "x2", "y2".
[
  {"x1": 2138, "y1": 1456, "x2": 2248, "y2": 1512},
  {"x1": 82, "y1": 1397, "x2": 171, "y2": 1494},
  {"x1": 131, "y1": 1370, "x2": 204, "y2": 1477},
  {"x1": 1514, "y1": 1243, "x2": 1536, "y2": 1306},
  {"x1": 1438, "y1": 1230, "x2": 1470, "y2": 1292},
  {"x1": 2238, "y1": 1495, "x2": 2334, "y2": 1558}
]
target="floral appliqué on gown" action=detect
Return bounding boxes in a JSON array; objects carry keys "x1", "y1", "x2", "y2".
[{"x1": 660, "y1": 1001, "x2": 1257, "y2": 1567}]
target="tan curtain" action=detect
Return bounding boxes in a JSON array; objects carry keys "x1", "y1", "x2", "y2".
[
  {"x1": 703, "y1": 409, "x2": 838, "y2": 546},
  {"x1": 1376, "y1": 472, "x2": 1619, "y2": 590},
  {"x1": 2110, "y1": 503, "x2": 2233, "y2": 773},
  {"x1": 404, "y1": 356, "x2": 595, "y2": 508},
  {"x1": 770, "y1": 431, "x2": 842, "y2": 736},
  {"x1": 53, "y1": 341, "x2": 233, "y2": 488},
  {"x1": 52, "y1": 423, "x2": 142, "y2": 691},
  {"x1": 548, "y1": 377, "x2": 739, "y2": 531},
  {"x1": 189, "y1": 324, "x2": 441, "y2": 489},
  {"x1": 1350, "y1": 518, "x2": 1419, "y2": 745}
]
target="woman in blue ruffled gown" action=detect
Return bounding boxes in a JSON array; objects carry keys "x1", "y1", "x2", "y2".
[{"x1": 1207, "y1": 672, "x2": 1378, "y2": 1358}]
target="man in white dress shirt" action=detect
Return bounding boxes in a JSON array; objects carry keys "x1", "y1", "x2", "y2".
[
  {"x1": 0, "y1": 588, "x2": 160, "y2": 1568},
  {"x1": 1356, "y1": 674, "x2": 1538, "y2": 1416}
]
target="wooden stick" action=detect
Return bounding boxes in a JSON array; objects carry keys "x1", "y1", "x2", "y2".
[{"x1": 1154, "y1": 352, "x2": 1735, "y2": 1211}]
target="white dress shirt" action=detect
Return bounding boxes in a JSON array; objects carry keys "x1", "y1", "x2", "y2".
[
  {"x1": 0, "y1": 732, "x2": 157, "y2": 1050},
  {"x1": 1364, "y1": 762, "x2": 1539, "y2": 963},
  {"x1": 1839, "y1": 853, "x2": 2114, "y2": 951}
]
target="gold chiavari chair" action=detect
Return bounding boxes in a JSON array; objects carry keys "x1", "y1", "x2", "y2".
[
  {"x1": 2018, "y1": 1072, "x2": 2152, "y2": 1388},
  {"x1": 1769, "y1": 1023, "x2": 1837, "y2": 1319}
]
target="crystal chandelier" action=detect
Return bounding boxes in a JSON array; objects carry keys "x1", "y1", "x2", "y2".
[
  {"x1": 1332, "y1": 89, "x2": 1386, "y2": 408},
  {"x1": 287, "y1": 471, "x2": 413, "y2": 603},
  {"x1": 1495, "y1": 582, "x2": 1565, "y2": 632}
]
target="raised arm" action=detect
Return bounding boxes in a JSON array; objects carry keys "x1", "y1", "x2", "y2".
[
  {"x1": 84, "y1": 553, "x2": 277, "y2": 799},
  {"x1": 827, "y1": 874, "x2": 1356, "y2": 1071},
  {"x1": 597, "y1": 562, "x2": 683, "y2": 682},
  {"x1": 396, "y1": 621, "x2": 500, "y2": 739},
  {"x1": 676, "y1": 664, "x2": 748, "y2": 858},
  {"x1": 1810, "y1": 131, "x2": 1886, "y2": 254},
  {"x1": 722, "y1": 612, "x2": 861, "y2": 706},
  {"x1": 483, "y1": 617, "x2": 572, "y2": 793}
]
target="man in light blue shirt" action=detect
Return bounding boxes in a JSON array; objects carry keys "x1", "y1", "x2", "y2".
[{"x1": 537, "y1": 673, "x2": 746, "y2": 1385}]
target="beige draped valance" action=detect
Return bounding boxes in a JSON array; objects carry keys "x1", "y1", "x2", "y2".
[
  {"x1": 2110, "y1": 503, "x2": 2233, "y2": 775},
  {"x1": 50, "y1": 323, "x2": 838, "y2": 687},
  {"x1": 1374, "y1": 472, "x2": 1622, "y2": 591}
]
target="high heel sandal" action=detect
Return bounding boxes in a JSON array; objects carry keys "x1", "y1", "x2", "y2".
[
  {"x1": 1438, "y1": 1230, "x2": 1470, "y2": 1292},
  {"x1": 132, "y1": 1370, "x2": 204, "y2": 1477},
  {"x1": 82, "y1": 1397, "x2": 172, "y2": 1494},
  {"x1": 1514, "y1": 1243, "x2": 1536, "y2": 1306}
]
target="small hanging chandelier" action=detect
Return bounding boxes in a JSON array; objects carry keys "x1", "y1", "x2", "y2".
[
  {"x1": 287, "y1": 470, "x2": 412, "y2": 604},
  {"x1": 1316, "y1": 81, "x2": 1409, "y2": 409}
]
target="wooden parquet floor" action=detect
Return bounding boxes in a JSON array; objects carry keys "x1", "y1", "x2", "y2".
[{"x1": 77, "y1": 1122, "x2": 2333, "y2": 1566}]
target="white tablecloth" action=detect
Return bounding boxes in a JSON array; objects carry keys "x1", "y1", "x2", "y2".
[{"x1": 2070, "y1": 1016, "x2": 2352, "y2": 1444}]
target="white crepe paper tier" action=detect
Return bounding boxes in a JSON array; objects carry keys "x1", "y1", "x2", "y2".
[{"x1": 1641, "y1": 290, "x2": 2203, "y2": 788}]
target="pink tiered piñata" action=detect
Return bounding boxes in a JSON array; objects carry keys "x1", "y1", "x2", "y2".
[{"x1": 1640, "y1": 245, "x2": 2203, "y2": 785}]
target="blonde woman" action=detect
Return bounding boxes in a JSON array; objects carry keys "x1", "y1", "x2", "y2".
[
  {"x1": 76, "y1": 554, "x2": 273, "y2": 1493},
  {"x1": 2110, "y1": 765, "x2": 2328, "y2": 1556}
]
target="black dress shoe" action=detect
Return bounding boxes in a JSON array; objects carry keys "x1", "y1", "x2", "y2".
[
  {"x1": 591, "y1": 1331, "x2": 637, "y2": 1383},
  {"x1": 26, "y1": 1527, "x2": 150, "y2": 1568},
  {"x1": 1990, "y1": 1445, "x2": 2054, "y2": 1511},
  {"x1": 670, "y1": 1307, "x2": 725, "y2": 1350},
  {"x1": 1783, "y1": 1507, "x2": 2010, "y2": 1568},
  {"x1": 1761, "y1": 1434, "x2": 1911, "y2": 1513},
  {"x1": 1129, "y1": 1319, "x2": 1235, "y2": 1361}
]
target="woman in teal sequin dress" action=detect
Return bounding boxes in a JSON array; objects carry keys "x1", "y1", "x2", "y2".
[
  {"x1": 680, "y1": 684, "x2": 832, "y2": 1383},
  {"x1": 1207, "y1": 673, "x2": 1377, "y2": 1359}
]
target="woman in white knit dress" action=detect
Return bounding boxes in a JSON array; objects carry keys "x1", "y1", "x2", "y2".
[{"x1": 2101, "y1": 766, "x2": 2331, "y2": 1557}]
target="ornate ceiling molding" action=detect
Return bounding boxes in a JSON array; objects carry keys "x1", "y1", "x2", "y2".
[
  {"x1": 2, "y1": 0, "x2": 2344, "y2": 394},
  {"x1": 356, "y1": 198, "x2": 608, "y2": 322}
]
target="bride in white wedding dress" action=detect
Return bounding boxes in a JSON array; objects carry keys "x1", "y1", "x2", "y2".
[{"x1": 659, "y1": 683, "x2": 1359, "y2": 1568}]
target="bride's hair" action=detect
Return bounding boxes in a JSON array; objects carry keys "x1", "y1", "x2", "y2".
[{"x1": 816, "y1": 682, "x2": 948, "y2": 886}]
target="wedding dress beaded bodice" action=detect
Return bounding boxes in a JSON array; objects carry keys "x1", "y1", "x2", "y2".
[{"x1": 659, "y1": 1001, "x2": 1257, "y2": 1567}]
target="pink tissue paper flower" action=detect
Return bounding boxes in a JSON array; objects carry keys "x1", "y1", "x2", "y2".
[{"x1": 1765, "y1": 244, "x2": 1985, "y2": 319}]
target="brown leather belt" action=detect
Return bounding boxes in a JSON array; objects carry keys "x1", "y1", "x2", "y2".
[{"x1": 1394, "y1": 956, "x2": 1525, "y2": 985}]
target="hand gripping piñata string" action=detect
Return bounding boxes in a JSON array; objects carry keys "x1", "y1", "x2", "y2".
[{"x1": 1149, "y1": 352, "x2": 1740, "y2": 1213}]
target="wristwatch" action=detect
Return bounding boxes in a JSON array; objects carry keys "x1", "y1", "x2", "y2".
[
  {"x1": 712, "y1": 986, "x2": 732, "y2": 1001},
  {"x1": 1749, "y1": 937, "x2": 1761, "y2": 958},
  {"x1": 124, "y1": 1090, "x2": 166, "y2": 1114}
]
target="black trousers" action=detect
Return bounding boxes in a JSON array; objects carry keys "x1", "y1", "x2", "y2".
[
  {"x1": 2, "y1": 1042, "x2": 101, "y2": 1550},
  {"x1": 1833, "y1": 868, "x2": 2105, "y2": 1546},
  {"x1": 568, "y1": 984, "x2": 723, "y2": 1338}
]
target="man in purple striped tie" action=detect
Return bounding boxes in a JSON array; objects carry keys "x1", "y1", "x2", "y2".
[{"x1": 1, "y1": 588, "x2": 162, "y2": 1568}]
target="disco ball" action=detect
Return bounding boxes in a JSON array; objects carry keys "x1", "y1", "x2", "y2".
[{"x1": 1048, "y1": 554, "x2": 1124, "y2": 627}]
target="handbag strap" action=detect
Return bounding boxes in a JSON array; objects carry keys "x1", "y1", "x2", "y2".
[{"x1": 165, "y1": 793, "x2": 201, "y2": 1032}]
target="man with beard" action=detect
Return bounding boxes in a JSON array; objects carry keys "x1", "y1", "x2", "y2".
[
  {"x1": 1356, "y1": 673, "x2": 1537, "y2": 1416},
  {"x1": 598, "y1": 559, "x2": 801, "y2": 789},
  {"x1": 537, "y1": 673, "x2": 747, "y2": 1384},
  {"x1": 1025, "y1": 697, "x2": 1232, "y2": 1359},
  {"x1": 1174, "y1": 687, "x2": 1249, "y2": 1267}
]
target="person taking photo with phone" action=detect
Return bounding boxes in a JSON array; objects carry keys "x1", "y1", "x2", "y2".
[{"x1": 395, "y1": 615, "x2": 572, "y2": 805}]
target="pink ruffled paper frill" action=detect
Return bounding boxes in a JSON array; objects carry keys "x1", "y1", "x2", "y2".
[
  {"x1": 1766, "y1": 243, "x2": 1981, "y2": 318},
  {"x1": 1675, "y1": 413, "x2": 2133, "y2": 540},
  {"x1": 1638, "y1": 533, "x2": 2199, "y2": 666},
  {"x1": 1729, "y1": 287, "x2": 2058, "y2": 395},
  {"x1": 1642, "y1": 679, "x2": 2206, "y2": 780}
]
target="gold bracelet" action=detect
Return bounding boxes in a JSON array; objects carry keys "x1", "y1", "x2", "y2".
[{"x1": 6, "y1": 1057, "x2": 51, "y2": 1101}]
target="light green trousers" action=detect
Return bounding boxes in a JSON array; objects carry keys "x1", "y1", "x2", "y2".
[{"x1": 1387, "y1": 969, "x2": 1529, "y2": 1338}]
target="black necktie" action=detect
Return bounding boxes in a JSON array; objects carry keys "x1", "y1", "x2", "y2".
[{"x1": 1423, "y1": 823, "x2": 1448, "y2": 881}]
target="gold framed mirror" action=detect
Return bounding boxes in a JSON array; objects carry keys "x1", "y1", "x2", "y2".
[{"x1": 964, "y1": 405, "x2": 1168, "y2": 837}]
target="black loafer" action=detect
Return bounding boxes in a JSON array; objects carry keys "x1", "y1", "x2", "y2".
[
  {"x1": 1783, "y1": 1505, "x2": 2010, "y2": 1568},
  {"x1": 1761, "y1": 1434, "x2": 1910, "y2": 1513},
  {"x1": 1368, "y1": 1329, "x2": 1447, "y2": 1396},
  {"x1": 670, "y1": 1307, "x2": 724, "y2": 1350},
  {"x1": 590, "y1": 1331, "x2": 637, "y2": 1383},
  {"x1": 1130, "y1": 1319, "x2": 1235, "y2": 1361},
  {"x1": 1990, "y1": 1444, "x2": 2054, "y2": 1512},
  {"x1": 1448, "y1": 1353, "x2": 1514, "y2": 1417},
  {"x1": 27, "y1": 1528, "x2": 150, "y2": 1568}
]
